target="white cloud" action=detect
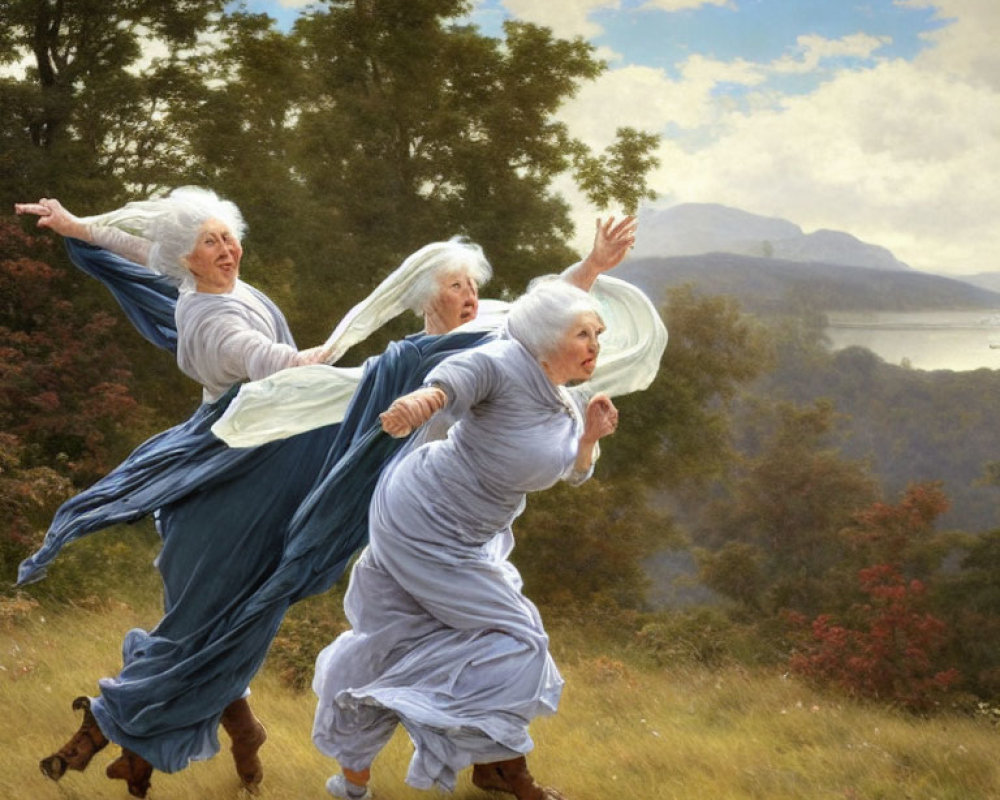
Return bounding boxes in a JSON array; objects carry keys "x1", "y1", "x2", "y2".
[
  {"x1": 556, "y1": 7, "x2": 1000, "y2": 274},
  {"x1": 500, "y1": 0, "x2": 619, "y2": 40},
  {"x1": 639, "y1": 0, "x2": 734, "y2": 11},
  {"x1": 902, "y1": 0, "x2": 1000, "y2": 88},
  {"x1": 771, "y1": 32, "x2": 891, "y2": 73},
  {"x1": 662, "y1": 58, "x2": 999, "y2": 265}
]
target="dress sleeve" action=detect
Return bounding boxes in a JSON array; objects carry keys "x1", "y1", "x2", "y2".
[
  {"x1": 87, "y1": 225, "x2": 153, "y2": 266},
  {"x1": 423, "y1": 346, "x2": 500, "y2": 419},
  {"x1": 186, "y1": 311, "x2": 298, "y2": 390},
  {"x1": 564, "y1": 386, "x2": 597, "y2": 486}
]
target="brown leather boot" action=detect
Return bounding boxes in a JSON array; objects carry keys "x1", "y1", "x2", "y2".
[
  {"x1": 472, "y1": 757, "x2": 568, "y2": 800},
  {"x1": 39, "y1": 696, "x2": 109, "y2": 780},
  {"x1": 106, "y1": 747, "x2": 153, "y2": 798},
  {"x1": 220, "y1": 697, "x2": 267, "y2": 790},
  {"x1": 473, "y1": 761, "x2": 515, "y2": 793}
]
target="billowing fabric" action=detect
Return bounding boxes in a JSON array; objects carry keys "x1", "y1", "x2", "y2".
[
  {"x1": 20, "y1": 330, "x2": 490, "y2": 773},
  {"x1": 19, "y1": 240, "x2": 495, "y2": 772},
  {"x1": 63, "y1": 238, "x2": 179, "y2": 353},
  {"x1": 312, "y1": 338, "x2": 592, "y2": 791},
  {"x1": 175, "y1": 283, "x2": 298, "y2": 403},
  {"x1": 213, "y1": 275, "x2": 668, "y2": 447}
]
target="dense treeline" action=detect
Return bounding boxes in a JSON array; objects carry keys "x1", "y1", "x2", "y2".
[
  {"x1": 1, "y1": 1, "x2": 680, "y2": 602},
  {"x1": 5, "y1": 0, "x2": 1000, "y2": 711}
]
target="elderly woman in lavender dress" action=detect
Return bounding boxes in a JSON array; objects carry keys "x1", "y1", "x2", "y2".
[{"x1": 312, "y1": 278, "x2": 634, "y2": 800}]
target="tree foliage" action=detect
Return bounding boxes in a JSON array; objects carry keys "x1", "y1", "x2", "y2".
[
  {"x1": 787, "y1": 485, "x2": 960, "y2": 711},
  {"x1": 0, "y1": 219, "x2": 147, "y2": 581},
  {"x1": 0, "y1": 0, "x2": 224, "y2": 206},
  {"x1": 696, "y1": 399, "x2": 880, "y2": 615},
  {"x1": 599, "y1": 285, "x2": 773, "y2": 491}
]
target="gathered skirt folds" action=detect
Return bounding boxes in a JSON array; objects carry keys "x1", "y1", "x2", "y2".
[
  {"x1": 18, "y1": 325, "x2": 491, "y2": 772},
  {"x1": 312, "y1": 498, "x2": 564, "y2": 791}
]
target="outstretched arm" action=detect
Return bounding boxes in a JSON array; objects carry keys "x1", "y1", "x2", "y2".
[
  {"x1": 379, "y1": 386, "x2": 448, "y2": 438},
  {"x1": 15, "y1": 198, "x2": 152, "y2": 266},
  {"x1": 564, "y1": 216, "x2": 637, "y2": 292},
  {"x1": 15, "y1": 199, "x2": 91, "y2": 241}
]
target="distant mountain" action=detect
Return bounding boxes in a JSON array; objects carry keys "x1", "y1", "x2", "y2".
[
  {"x1": 954, "y1": 272, "x2": 1000, "y2": 294},
  {"x1": 634, "y1": 203, "x2": 912, "y2": 272},
  {"x1": 617, "y1": 252, "x2": 1000, "y2": 315}
]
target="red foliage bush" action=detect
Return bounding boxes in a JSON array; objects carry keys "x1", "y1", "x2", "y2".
[
  {"x1": 1, "y1": 220, "x2": 144, "y2": 571},
  {"x1": 787, "y1": 486, "x2": 960, "y2": 711}
]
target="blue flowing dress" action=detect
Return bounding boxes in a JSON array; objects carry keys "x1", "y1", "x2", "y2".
[{"x1": 17, "y1": 239, "x2": 491, "y2": 772}]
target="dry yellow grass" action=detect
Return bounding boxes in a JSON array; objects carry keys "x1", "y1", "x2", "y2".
[{"x1": 1, "y1": 600, "x2": 999, "y2": 799}]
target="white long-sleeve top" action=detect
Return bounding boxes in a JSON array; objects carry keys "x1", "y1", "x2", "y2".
[
  {"x1": 175, "y1": 281, "x2": 298, "y2": 403},
  {"x1": 85, "y1": 223, "x2": 299, "y2": 403}
]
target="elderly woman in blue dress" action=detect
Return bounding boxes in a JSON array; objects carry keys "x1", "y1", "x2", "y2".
[
  {"x1": 14, "y1": 192, "x2": 646, "y2": 798},
  {"x1": 312, "y1": 278, "x2": 628, "y2": 800}
]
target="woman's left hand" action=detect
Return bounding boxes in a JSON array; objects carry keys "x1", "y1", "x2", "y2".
[
  {"x1": 583, "y1": 393, "x2": 618, "y2": 443},
  {"x1": 293, "y1": 345, "x2": 332, "y2": 367}
]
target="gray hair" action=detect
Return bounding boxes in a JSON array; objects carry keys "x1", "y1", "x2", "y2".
[
  {"x1": 396, "y1": 237, "x2": 492, "y2": 314},
  {"x1": 506, "y1": 276, "x2": 602, "y2": 360},
  {"x1": 81, "y1": 186, "x2": 246, "y2": 289}
]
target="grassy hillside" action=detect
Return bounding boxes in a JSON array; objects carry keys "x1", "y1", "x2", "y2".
[
  {"x1": 617, "y1": 254, "x2": 1000, "y2": 315},
  {"x1": 3, "y1": 598, "x2": 999, "y2": 799}
]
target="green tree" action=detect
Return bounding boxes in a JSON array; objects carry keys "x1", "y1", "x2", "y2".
[
  {"x1": 572, "y1": 126, "x2": 660, "y2": 214},
  {"x1": 283, "y1": 1, "x2": 657, "y2": 300},
  {"x1": 0, "y1": 0, "x2": 224, "y2": 207},
  {"x1": 601, "y1": 285, "x2": 773, "y2": 490},
  {"x1": 699, "y1": 400, "x2": 880, "y2": 615}
]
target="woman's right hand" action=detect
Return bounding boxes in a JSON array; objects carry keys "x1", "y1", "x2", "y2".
[
  {"x1": 379, "y1": 387, "x2": 447, "y2": 438},
  {"x1": 14, "y1": 198, "x2": 89, "y2": 240}
]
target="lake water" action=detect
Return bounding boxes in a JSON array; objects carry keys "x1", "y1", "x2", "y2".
[{"x1": 825, "y1": 310, "x2": 1000, "y2": 372}]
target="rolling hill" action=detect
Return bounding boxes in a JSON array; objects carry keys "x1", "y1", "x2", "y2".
[{"x1": 617, "y1": 252, "x2": 1000, "y2": 315}]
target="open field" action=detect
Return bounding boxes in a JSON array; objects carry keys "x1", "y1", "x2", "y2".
[{"x1": 1, "y1": 600, "x2": 998, "y2": 799}]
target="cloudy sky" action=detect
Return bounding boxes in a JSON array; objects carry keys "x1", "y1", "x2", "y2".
[{"x1": 242, "y1": 0, "x2": 998, "y2": 275}]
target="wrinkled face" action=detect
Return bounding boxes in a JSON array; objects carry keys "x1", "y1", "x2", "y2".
[
  {"x1": 184, "y1": 218, "x2": 243, "y2": 293},
  {"x1": 424, "y1": 269, "x2": 479, "y2": 334},
  {"x1": 542, "y1": 311, "x2": 605, "y2": 385}
]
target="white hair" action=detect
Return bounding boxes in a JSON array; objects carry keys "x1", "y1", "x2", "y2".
[
  {"x1": 396, "y1": 237, "x2": 492, "y2": 314},
  {"x1": 506, "y1": 276, "x2": 602, "y2": 360},
  {"x1": 80, "y1": 186, "x2": 246, "y2": 289}
]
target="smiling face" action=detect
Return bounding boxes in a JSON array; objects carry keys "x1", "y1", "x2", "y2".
[
  {"x1": 541, "y1": 311, "x2": 605, "y2": 385},
  {"x1": 424, "y1": 268, "x2": 480, "y2": 334},
  {"x1": 183, "y1": 218, "x2": 243, "y2": 293}
]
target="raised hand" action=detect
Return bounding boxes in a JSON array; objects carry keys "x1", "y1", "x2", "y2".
[
  {"x1": 567, "y1": 215, "x2": 638, "y2": 291},
  {"x1": 586, "y1": 215, "x2": 637, "y2": 274}
]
